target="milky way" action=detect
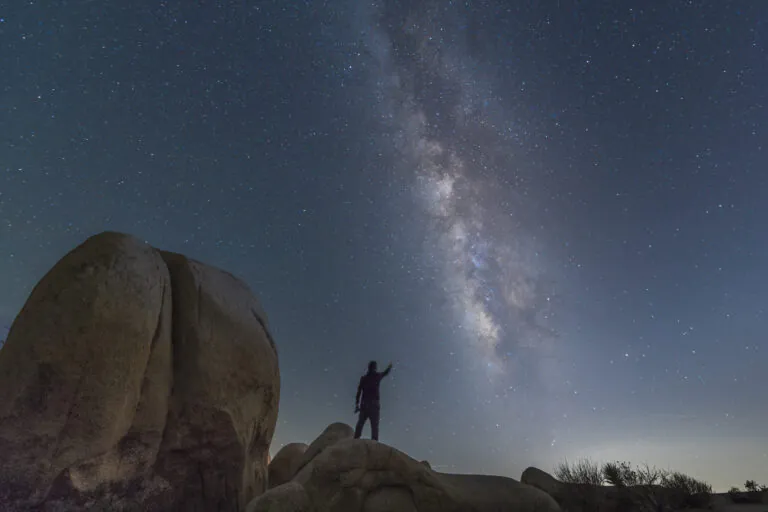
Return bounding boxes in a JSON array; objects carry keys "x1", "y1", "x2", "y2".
[{"x1": 361, "y1": 0, "x2": 559, "y2": 385}]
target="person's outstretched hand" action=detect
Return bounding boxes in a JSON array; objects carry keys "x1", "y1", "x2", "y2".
[{"x1": 387, "y1": 361, "x2": 393, "y2": 369}]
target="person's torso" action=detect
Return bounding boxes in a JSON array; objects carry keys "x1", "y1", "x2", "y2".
[{"x1": 360, "y1": 372, "x2": 382, "y2": 404}]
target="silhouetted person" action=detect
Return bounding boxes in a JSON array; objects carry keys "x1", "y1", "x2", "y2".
[{"x1": 354, "y1": 360, "x2": 392, "y2": 441}]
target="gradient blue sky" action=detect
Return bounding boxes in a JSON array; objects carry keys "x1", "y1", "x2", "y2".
[{"x1": 1, "y1": 0, "x2": 766, "y2": 491}]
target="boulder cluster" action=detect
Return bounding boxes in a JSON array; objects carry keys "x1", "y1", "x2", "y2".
[
  {"x1": 255, "y1": 423, "x2": 559, "y2": 512},
  {"x1": 0, "y1": 231, "x2": 573, "y2": 511}
]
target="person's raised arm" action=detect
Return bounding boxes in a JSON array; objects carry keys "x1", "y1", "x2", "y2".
[{"x1": 381, "y1": 362, "x2": 393, "y2": 378}]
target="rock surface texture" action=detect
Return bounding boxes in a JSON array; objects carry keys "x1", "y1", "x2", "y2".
[
  {"x1": 253, "y1": 423, "x2": 561, "y2": 512},
  {"x1": 155, "y1": 251, "x2": 279, "y2": 510},
  {"x1": 269, "y1": 443, "x2": 309, "y2": 489},
  {"x1": 0, "y1": 232, "x2": 280, "y2": 511},
  {"x1": 292, "y1": 422, "x2": 354, "y2": 482},
  {"x1": 521, "y1": 466, "x2": 562, "y2": 499}
]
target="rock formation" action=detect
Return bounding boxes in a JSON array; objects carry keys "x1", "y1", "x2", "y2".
[
  {"x1": 154, "y1": 251, "x2": 279, "y2": 509},
  {"x1": 0, "y1": 232, "x2": 280, "y2": 511},
  {"x1": 521, "y1": 467, "x2": 561, "y2": 495},
  {"x1": 252, "y1": 423, "x2": 561, "y2": 512},
  {"x1": 269, "y1": 443, "x2": 309, "y2": 489},
  {"x1": 292, "y1": 422, "x2": 354, "y2": 482},
  {"x1": 247, "y1": 481, "x2": 311, "y2": 512}
]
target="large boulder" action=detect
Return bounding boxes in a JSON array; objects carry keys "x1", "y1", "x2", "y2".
[
  {"x1": 521, "y1": 466, "x2": 562, "y2": 498},
  {"x1": 0, "y1": 232, "x2": 280, "y2": 511},
  {"x1": 253, "y1": 423, "x2": 559, "y2": 512},
  {"x1": 0, "y1": 232, "x2": 173, "y2": 508},
  {"x1": 438, "y1": 472, "x2": 562, "y2": 512},
  {"x1": 269, "y1": 443, "x2": 309, "y2": 489},
  {"x1": 245, "y1": 481, "x2": 312, "y2": 512},
  {"x1": 283, "y1": 435, "x2": 561, "y2": 512},
  {"x1": 292, "y1": 422, "x2": 353, "y2": 482},
  {"x1": 364, "y1": 487, "x2": 418, "y2": 512},
  {"x1": 153, "y1": 251, "x2": 280, "y2": 510}
]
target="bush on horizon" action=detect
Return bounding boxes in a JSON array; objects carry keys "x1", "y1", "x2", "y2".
[
  {"x1": 729, "y1": 481, "x2": 767, "y2": 504},
  {"x1": 554, "y1": 458, "x2": 605, "y2": 486},
  {"x1": 555, "y1": 459, "x2": 711, "y2": 491},
  {"x1": 744, "y1": 479, "x2": 767, "y2": 492},
  {"x1": 555, "y1": 458, "x2": 712, "y2": 511}
]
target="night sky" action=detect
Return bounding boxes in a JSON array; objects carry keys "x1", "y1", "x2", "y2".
[{"x1": 1, "y1": 0, "x2": 766, "y2": 491}]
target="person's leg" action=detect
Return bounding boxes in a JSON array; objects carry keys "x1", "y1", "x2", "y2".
[
  {"x1": 354, "y1": 408, "x2": 369, "y2": 439},
  {"x1": 370, "y1": 405, "x2": 380, "y2": 441}
]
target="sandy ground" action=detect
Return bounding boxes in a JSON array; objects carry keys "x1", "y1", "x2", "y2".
[{"x1": 703, "y1": 493, "x2": 768, "y2": 512}]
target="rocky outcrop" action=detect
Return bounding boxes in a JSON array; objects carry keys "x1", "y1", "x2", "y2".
[
  {"x1": 154, "y1": 251, "x2": 279, "y2": 510},
  {"x1": 0, "y1": 232, "x2": 280, "y2": 511},
  {"x1": 436, "y1": 472, "x2": 562, "y2": 512},
  {"x1": 246, "y1": 481, "x2": 312, "y2": 512},
  {"x1": 364, "y1": 487, "x2": 418, "y2": 512},
  {"x1": 292, "y1": 422, "x2": 354, "y2": 483},
  {"x1": 521, "y1": 467, "x2": 645, "y2": 512},
  {"x1": 521, "y1": 466, "x2": 562, "y2": 498},
  {"x1": 269, "y1": 443, "x2": 309, "y2": 489},
  {"x1": 0, "y1": 232, "x2": 173, "y2": 508},
  {"x1": 248, "y1": 423, "x2": 561, "y2": 512}
]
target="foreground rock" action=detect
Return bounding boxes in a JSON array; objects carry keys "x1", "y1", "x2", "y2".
[
  {"x1": 521, "y1": 466, "x2": 562, "y2": 499},
  {"x1": 292, "y1": 422, "x2": 354, "y2": 482},
  {"x1": 0, "y1": 232, "x2": 173, "y2": 508},
  {"x1": 254, "y1": 423, "x2": 561, "y2": 512},
  {"x1": 247, "y1": 481, "x2": 311, "y2": 512},
  {"x1": 0, "y1": 232, "x2": 280, "y2": 511},
  {"x1": 269, "y1": 443, "x2": 309, "y2": 489}
]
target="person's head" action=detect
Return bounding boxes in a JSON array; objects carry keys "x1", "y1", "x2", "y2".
[{"x1": 367, "y1": 360, "x2": 377, "y2": 374}]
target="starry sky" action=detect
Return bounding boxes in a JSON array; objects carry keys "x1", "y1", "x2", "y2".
[{"x1": 1, "y1": 0, "x2": 766, "y2": 492}]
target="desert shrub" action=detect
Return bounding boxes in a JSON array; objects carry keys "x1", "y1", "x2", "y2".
[
  {"x1": 554, "y1": 459, "x2": 714, "y2": 511},
  {"x1": 744, "y1": 479, "x2": 766, "y2": 492},
  {"x1": 659, "y1": 471, "x2": 711, "y2": 508},
  {"x1": 602, "y1": 461, "x2": 664, "y2": 487},
  {"x1": 660, "y1": 471, "x2": 712, "y2": 495},
  {"x1": 728, "y1": 486, "x2": 740, "y2": 493},
  {"x1": 554, "y1": 458, "x2": 604, "y2": 486},
  {"x1": 602, "y1": 461, "x2": 633, "y2": 487},
  {"x1": 553, "y1": 459, "x2": 605, "y2": 511},
  {"x1": 599, "y1": 461, "x2": 669, "y2": 512}
]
